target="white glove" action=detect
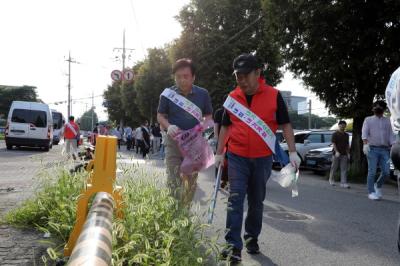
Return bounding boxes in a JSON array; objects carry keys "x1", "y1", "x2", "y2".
[
  {"x1": 167, "y1": 125, "x2": 179, "y2": 137},
  {"x1": 335, "y1": 151, "x2": 341, "y2": 158},
  {"x1": 363, "y1": 144, "x2": 370, "y2": 155},
  {"x1": 214, "y1": 154, "x2": 225, "y2": 167},
  {"x1": 289, "y1": 152, "x2": 301, "y2": 169}
]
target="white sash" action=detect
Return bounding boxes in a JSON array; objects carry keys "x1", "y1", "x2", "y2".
[
  {"x1": 65, "y1": 123, "x2": 77, "y2": 137},
  {"x1": 223, "y1": 96, "x2": 276, "y2": 153},
  {"x1": 161, "y1": 88, "x2": 202, "y2": 121}
]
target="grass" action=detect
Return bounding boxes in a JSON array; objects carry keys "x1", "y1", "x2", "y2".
[
  {"x1": 0, "y1": 133, "x2": 4, "y2": 140},
  {"x1": 4, "y1": 165, "x2": 220, "y2": 265}
]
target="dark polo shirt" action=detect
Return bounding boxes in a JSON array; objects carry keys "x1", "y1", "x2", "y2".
[{"x1": 157, "y1": 85, "x2": 213, "y2": 130}]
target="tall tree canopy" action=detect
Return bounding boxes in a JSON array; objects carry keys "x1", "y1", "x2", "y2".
[
  {"x1": 134, "y1": 48, "x2": 173, "y2": 123},
  {"x1": 172, "y1": 0, "x2": 283, "y2": 108},
  {"x1": 0, "y1": 85, "x2": 38, "y2": 117},
  {"x1": 77, "y1": 107, "x2": 98, "y2": 131},
  {"x1": 264, "y1": 0, "x2": 400, "y2": 175}
]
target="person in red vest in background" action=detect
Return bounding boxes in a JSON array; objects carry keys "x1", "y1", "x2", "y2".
[{"x1": 64, "y1": 115, "x2": 80, "y2": 160}]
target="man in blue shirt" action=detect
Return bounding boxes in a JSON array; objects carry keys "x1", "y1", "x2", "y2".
[{"x1": 157, "y1": 58, "x2": 213, "y2": 204}]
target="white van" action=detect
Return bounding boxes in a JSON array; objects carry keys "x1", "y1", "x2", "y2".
[
  {"x1": 51, "y1": 109, "x2": 65, "y2": 145},
  {"x1": 5, "y1": 101, "x2": 53, "y2": 151}
]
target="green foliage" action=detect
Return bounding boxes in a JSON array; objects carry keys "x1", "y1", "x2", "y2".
[
  {"x1": 134, "y1": 48, "x2": 174, "y2": 123},
  {"x1": 288, "y1": 111, "x2": 336, "y2": 130},
  {"x1": 0, "y1": 85, "x2": 38, "y2": 118},
  {"x1": 172, "y1": 0, "x2": 283, "y2": 108},
  {"x1": 5, "y1": 166, "x2": 220, "y2": 265},
  {"x1": 77, "y1": 107, "x2": 99, "y2": 131},
  {"x1": 264, "y1": 0, "x2": 400, "y2": 175},
  {"x1": 5, "y1": 169, "x2": 84, "y2": 242}
]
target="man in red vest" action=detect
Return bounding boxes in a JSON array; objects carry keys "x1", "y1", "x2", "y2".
[
  {"x1": 215, "y1": 54, "x2": 301, "y2": 263},
  {"x1": 64, "y1": 115, "x2": 80, "y2": 160}
]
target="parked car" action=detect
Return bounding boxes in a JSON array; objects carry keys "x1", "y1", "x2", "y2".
[
  {"x1": 280, "y1": 130, "x2": 335, "y2": 164},
  {"x1": 5, "y1": 101, "x2": 53, "y2": 151},
  {"x1": 304, "y1": 146, "x2": 334, "y2": 173}
]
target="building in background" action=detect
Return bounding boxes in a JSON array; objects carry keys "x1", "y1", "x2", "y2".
[{"x1": 280, "y1": 90, "x2": 307, "y2": 112}]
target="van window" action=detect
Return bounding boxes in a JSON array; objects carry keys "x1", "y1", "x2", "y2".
[
  {"x1": 52, "y1": 112, "x2": 63, "y2": 129},
  {"x1": 11, "y1": 109, "x2": 47, "y2": 128}
]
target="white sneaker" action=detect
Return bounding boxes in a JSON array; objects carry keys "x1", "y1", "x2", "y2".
[
  {"x1": 374, "y1": 183, "x2": 383, "y2": 198},
  {"x1": 368, "y1": 193, "x2": 380, "y2": 200},
  {"x1": 329, "y1": 179, "x2": 336, "y2": 186},
  {"x1": 340, "y1": 183, "x2": 350, "y2": 189}
]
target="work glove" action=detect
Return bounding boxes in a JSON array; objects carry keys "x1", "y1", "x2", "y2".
[
  {"x1": 214, "y1": 154, "x2": 225, "y2": 167},
  {"x1": 289, "y1": 152, "x2": 301, "y2": 169},
  {"x1": 167, "y1": 125, "x2": 179, "y2": 137},
  {"x1": 363, "y1": 144, "x2": 370, "y2": 155},
  {"x1": 335, "y1": 151, "x2": 341, "y2": 158}
]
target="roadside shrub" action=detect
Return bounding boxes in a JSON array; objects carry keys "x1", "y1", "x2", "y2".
[{"x1": 4, "y1": 166, "x2": 220, "y2": 265}]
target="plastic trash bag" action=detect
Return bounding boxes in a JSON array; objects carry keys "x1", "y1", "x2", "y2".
[
  {"x1": 174, "y1": 123, "x2": 215, "y2": 175},
  {"x1": 271, "y1": 163, "x2": 299, "y2": 197}
]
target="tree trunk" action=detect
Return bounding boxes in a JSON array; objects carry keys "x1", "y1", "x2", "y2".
[{"x1": 349, "y1": 115, "x2": 368, "y2": 181}]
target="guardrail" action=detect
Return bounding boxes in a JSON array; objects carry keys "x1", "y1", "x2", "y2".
[
  {"x1": 64, "y1": 135, "x2": 123, "y2": 265},
  {"x1": 67, "y1": 192, "x2": 114, "y2": 266}
]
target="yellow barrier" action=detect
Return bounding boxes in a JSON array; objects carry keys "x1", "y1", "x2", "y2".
[
  {"x1": 67, "y1": 192, "x2": 114, "y2": 266},
  {"x1": 64, "y1": 135, "x2": 123, "y2": 257}
]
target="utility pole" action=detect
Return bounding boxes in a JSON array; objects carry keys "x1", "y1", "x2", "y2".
[
  {"x1": 91, "y1": 91, "x2": 95, "y2": 130},
  {"x1": 113, "y1": 30, "x2": 135, "y2": 73},
  {"x1": 66, "y1": 51, "x2": 79, "y2": 117},
  {"x1": 308, "y1": 99, "x2": 312, "y2": 130},
  {"x1": 113, "y1": 30, "x2": 134, "y2": 127}
]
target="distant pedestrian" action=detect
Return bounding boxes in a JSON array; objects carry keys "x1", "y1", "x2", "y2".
[
  {"x1": 362, "y1": 101, "x2": 396, "y2": 200},
  {"x1": 124, "y1": 125, "x2": 133, "y2": 150},
  {"x1": 135, "y1": 126, "x2": 143, "y2": 154},
  {"x1": 152, "y1": 122, "x2": 162, "y2": 153},
  {"x1": 64, "y1": 116, "x2": 80, "y2": 160},
  {"x1": 329, "y1": 120, "x2": 350, "y2": 188},
  {"x1": 141, "y1": 121, "x2": 150, "y2": 158}
]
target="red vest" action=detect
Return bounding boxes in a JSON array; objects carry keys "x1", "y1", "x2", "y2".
[
  {"x1": 227, "y1": 78, "x2": 279, "y2": 158},
  {"x1": 64, "y1": 122, "x2": 79, "y2": 139}
]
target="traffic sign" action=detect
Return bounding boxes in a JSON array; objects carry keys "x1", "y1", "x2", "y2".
[
  {"x1": 123, "y1": 70, "x2": 134, "y2": 81},
  {"x1": 111, "y1": 70, "x2": 122, "y2": 81}
]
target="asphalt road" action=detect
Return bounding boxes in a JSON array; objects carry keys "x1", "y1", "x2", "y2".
[
  {"x1": 1, "y1": 142, "x2": 399, "y2": 265},
  {"x1": 118, "y1": 148, "x2": 400, "y2": 266}
]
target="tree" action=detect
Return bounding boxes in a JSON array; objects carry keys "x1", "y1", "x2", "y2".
[
  {"x1": 0, "y1": 85, "x2": 38, "y2": 117},
  {"x1": 264, "y1": 0, "x2": 400, "y2": 176},
  {"x1": 134, "y1": 48, "x2": 173, "y2": 123},
  {"x1": 172, "y1": 0, "x2": 283, "y2": 109},
  {"x1": 77, "y1": 107, "x2": 98, "y2": 131},
  {"x1": 288, "y1": 111, "x2": 336, "y2": 130}
]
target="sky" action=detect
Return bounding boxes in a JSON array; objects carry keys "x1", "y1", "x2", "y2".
[{"x1": 0, "y1": 0, "x2": 329, "y2": 121}]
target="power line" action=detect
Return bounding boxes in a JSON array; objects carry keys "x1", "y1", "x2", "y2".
[
  {"x1": 48, "y1": 94, "x2": 103, "y2": 105},
  {"x1": 198, "y1": 14, "x2": 265, "y2": 60},
  {"x1": 129, "y1": 0, "x2": 146, "y2": 58}
]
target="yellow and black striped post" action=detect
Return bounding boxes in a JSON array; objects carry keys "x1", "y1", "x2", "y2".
[{"x1": 67, "y1": 192, "x2": 114, "y2": 266}]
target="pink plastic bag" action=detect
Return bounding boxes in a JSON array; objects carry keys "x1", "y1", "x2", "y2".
[{"x1": 174, "y1": 124, "x2": 215, "y2": 175}]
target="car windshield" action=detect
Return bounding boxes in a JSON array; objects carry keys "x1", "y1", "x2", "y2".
[{"x1": 11, "y1": 109, "x2": 47, "y2": 128}]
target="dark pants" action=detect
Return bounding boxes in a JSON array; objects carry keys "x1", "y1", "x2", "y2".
[
  {"x1": 225, "y1": 152, "x2": 273, "y2": 250},
  {"x1": 136, "y1": 140, "x2": 142, "y2": 154},
  {"x1": 139, "y1": 140, "x2": 149, "y2": 158},
  {"x1": 126, "y1": 137, "x2": 132, "y2": 150}
]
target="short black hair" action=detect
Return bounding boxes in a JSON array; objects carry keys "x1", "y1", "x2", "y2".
[
  {"x1": 173, "y1": 58, "x2": 195, "y2": 75},
  {"x1": 69, "y1": 116, "x2": 74, "y2": 121},
  {"x1": 338, "y1": 120, "x2": 347, "y2": 125},
  {"x1": 373, "y1": 100, "x2": 387, "y2": 109}
]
